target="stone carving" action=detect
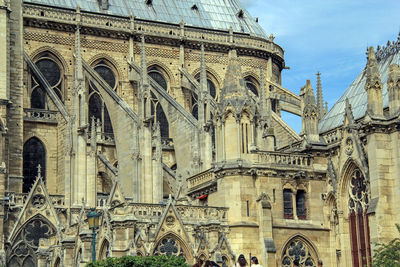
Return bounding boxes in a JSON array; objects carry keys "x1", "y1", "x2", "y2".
[
  {"x1": 344, "y1": 138, "x2": 354, "y2": 156},
  {"x1": 31, "y1": 194, "x2": 46, "y2": 209}
]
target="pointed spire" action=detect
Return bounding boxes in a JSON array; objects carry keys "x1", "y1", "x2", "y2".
[
  {"x1": 365, "y1": 46, "x2": 383, "y2": 116},
  {"x1": 90, "y1": 116, "x2": 97, "y2": 151},
  {"x1": 302, "y1": 80, "x2": 319, "y2": 142},
  {"x1": 141, "y1": 35, "x2": 148, "y2": 87},
  {"x1": 220, "y1": 50, "x2": 246, "y2": 101},
  {"x1": 259, "y1": 67, "x2": 268, "y2": 112},
  {"x1": 200, "y1": 44, "x2": 208, "y2": 95},
  {"x1": 74, "y1": 25, "x2": 83, "y2": 82},
  {"x1": 36, "y1": 164, "x2": 42, "y2": 180},
  {"x1": 316, "y1": 72, "x2": 324, "y2": 119},
  {"x1": 345, "y1": 98, "x2": 355, "y2": 125}
]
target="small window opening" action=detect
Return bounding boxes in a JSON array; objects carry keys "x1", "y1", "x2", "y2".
[
  {"x1": 191, "y1": 4, "x2": 198, "y2": 11},
  {"x1": 296, "y1": 190, "x2": 307, "y2": 220},
  {"x1": 283, "y1": 189, "x2": 293, "y2": 219},
  {"x1": 145, "y1": 0, "x2": 152, "y2": 6},
  {"x1": 246, "y1": 200, "x2": 249, "y2": 216}
]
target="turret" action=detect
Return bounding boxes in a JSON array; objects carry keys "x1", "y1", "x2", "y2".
[
  {"x1": 365, "y1": 46, "x2": 383, "y2": 116},
  {"x1": 301, "y1": 80, "x2": 319, "y2": 142},
  {"x1": 388, "y1": 63, "x2": 400, "y2": 117}
]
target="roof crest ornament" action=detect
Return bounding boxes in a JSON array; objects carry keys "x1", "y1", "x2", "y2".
[{"x1": 375, "y1": 32, "x2": 400, "y2": 61}]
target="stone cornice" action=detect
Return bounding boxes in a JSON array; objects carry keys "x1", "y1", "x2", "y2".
[{"x1": 23, "y1": 3, "x2": 285, "y2": 69}]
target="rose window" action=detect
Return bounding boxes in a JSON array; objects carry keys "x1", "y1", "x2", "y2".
[{"x1": 281, "y1": 240, "x2": 316, "y2": 267}]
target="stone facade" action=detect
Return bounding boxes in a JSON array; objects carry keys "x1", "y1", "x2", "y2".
[{"x1": 0, "y1": 1, "x2": 398, "y2": 267}]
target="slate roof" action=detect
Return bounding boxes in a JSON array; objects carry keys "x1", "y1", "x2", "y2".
[
  {"x1": 318, "y1": 48, "x2": 400, "y2": 133},
  {"x1": 24, "y1": 0, "x2": 267, "y2": 38}
]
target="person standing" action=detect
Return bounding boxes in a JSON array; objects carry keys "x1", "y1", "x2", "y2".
[
  {"x1": 234, "y1": 254, "x2": 248, "y2": 267},
  {"x1": 250, "y1": 256, "x2": 262, "y2": 267}
]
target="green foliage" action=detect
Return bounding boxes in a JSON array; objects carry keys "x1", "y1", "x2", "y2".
[
  {"x1": 86, "y1": 255, "x2": 190, "y2": 267},
  {"x1": 372, "y1": 224, "x2": 400, "y2": 267}
]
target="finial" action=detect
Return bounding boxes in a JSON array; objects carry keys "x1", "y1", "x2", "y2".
[{"x1": 36, "y1": 164, "x2": 42, "y2": 179}]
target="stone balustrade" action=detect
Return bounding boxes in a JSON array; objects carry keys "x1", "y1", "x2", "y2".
[
  {"x1": 6, "y1": 192, "x2": 65, "y2": 207},
  {"x1": 23, "y1": 4, "x2": 284, "y2": 59},
  {"x1": 257, "y1": 151, "x2": 313, "y2": 168},
  {"x1": 187, "y1": 171, "x2": 215, "y2": 189},
  {"x1": 322, "y1": 128, "x2": 342, "y2": 144},
  {"x1": 24, "y1": 108, "x2": 58, "y2": 124},
  {"x1": 175, "y1": 205, "x2": 228, "y2": 223}
]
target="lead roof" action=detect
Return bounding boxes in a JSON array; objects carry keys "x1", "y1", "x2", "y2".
[{"x1": 24, "y1": 0, "x2": 267, "y2": 38}]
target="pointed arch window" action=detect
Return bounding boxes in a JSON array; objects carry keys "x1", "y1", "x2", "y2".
[
  {"x1": 348, "y1": 169, "x2": 371, "y2": 267},
  {"x1": 281, "y1": 237, "x2": 317, "y2": 267},
  {"x1": 23, "y1": 137, "x2": 46, "y2": 193},
  {"x1": 31, "y1": 53, "x2": 64, "y2": 108},
  {"x1": 296, "y1": 190, "x2": 307, "y2": 220},
  {"x1": 88, "y1": 61, "x2": 116, "y2": 135},
  {"x1": 244, "y1": 76, "x2": 259, "y2": 97},
  {"x1": 150, "y1": 92, "x2": 170, "y2": 139},
  {"x1": 148, "y1": 67, "x2": 168, "y2": 91},
  {"x1": 8, "y1": 216, "x2": 56, "y2": 267}
]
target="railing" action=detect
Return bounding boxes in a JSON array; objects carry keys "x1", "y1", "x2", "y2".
[
  {"x1": 24, "y1": 108, "x2": 58, "y2": 124},
  {"x1": 88, "y1": 132, "x2": 115, "y2": 145},
  {"x1": 23, "y1": 4, "x2": 284, "y2": 59},
  {"x1": 257, "y1": 151, "x2": 313, "y2": 167},
  {"x1": 322, "y1": 128, "x2": 342, "y2": 145},
  {"x1": 161, "y1": 138, "x2": 174, "y2": 149},
  {"x1": 187, "y1": 171, "x2": 215, "y2": 189},
  {"x1": 175, "y1": 205, "x2": 228, "y2": 223},
  {"x1": 6, "y1": 192, "x2": 65, "y2": 207},
  {"x1": 97, "y1": 193, "x2": 109, "y2": 207}
]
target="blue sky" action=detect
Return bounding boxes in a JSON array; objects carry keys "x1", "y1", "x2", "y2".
[{"x1": 240, "y1": 0, "x2": 400, "y2": 132}]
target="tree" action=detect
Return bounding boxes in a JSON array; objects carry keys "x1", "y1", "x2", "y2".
[
  {"x1": 372, "y1": 224, "x2": 400, "y2": 267},
  {"x1": 86, "y1": 255, "x2": 190, "y2": 267}
]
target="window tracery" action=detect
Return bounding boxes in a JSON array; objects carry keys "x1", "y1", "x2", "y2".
[
  {"x1": 281, "y1": 238, "x2": 317, "y2": 267},
  {"x1": 31, "y1": 53, "x2": 64, "y2": 108},
  {"x1": 149, "y1": 91, "x2": 169, "y2": 139},
  {"x1": 283, "y1": 189, "x2": 293, "y2": 219},
  {"x1": 244, "y1": 76, "x2": 259, "y2": 96},
  {"x1": 23, "y1": 137, "x2": 46, "y2": 193},
  {"x1": 153, "y1": 236, "x2": 185, "y2": 260},
  {"x1": 88, "y1": 61, "x2": 116, "y2": 135},
  {"x1": 348, "y1": 169, "x2": 371, "y2": 266},
  {"x1": 8, "y1": 217, "x2": 55, "y2": 267},
  {"x1": 149, "y1": 67, "x2": 168, "y2": 91}
]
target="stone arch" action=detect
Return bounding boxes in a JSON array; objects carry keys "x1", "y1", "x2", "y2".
[
  {"x1": 280, "y1": 234, "x2": 319, "y2": 267},
  {"x1": 153, "y1": 232, "x2": 193, "y2": 262},
  {"x1": 147, "y1": 60, "x2": 175, "y2": 86},
  {"x1": 98, "y1": 238, "x2": 110, "y2": 260},
  {"x1": 29, "y1": 49, "x2": 66, "y2": 105},
  {"x1": 8, "y1": 214, "x2": 56, "y2": 267},
  {"x1": 88, "y1": 53, "x2": 124, "y2": 81},
  {"x1": 191, "y1": 67, "x2": 223, "y2": 88},
  {"x1": 243, "y1": 73, "x2": 260, "y2": 97},
  {"x1": 242, "y1": 70, "x2": 260, "y2": 82},
  {"x1": 30, "y1": 46, "x2": 70, "y2": 74}
]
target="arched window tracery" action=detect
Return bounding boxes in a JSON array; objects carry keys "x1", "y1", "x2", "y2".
[
  {"x1": 153, "y1": 235, "x2": 187, "y2": 261},
  {"x1": 148, "y1": 66, "x2": 168, "y2": 91},
  {"x1": 30, "y1": 53, "x2": 64, "y2": 108},
  {"x1": 348, "y1": 169, "x2": 371, "y2": 266},
  {"x1": 23, "y1": 137, "x2": 46, "y2": 193},
  {"x1": 150, "y1": 92, "x2": 169, "y2": 139},
  {"x1": 281, "y1": 237, "x2": 317, "y2": 267},
  {"x1": 244, "y1": 76, "x2": 259, "y2": 97},
  {"x1": 88, "y1": 60, "x2": 116, "y2": 136},
  {"x1": 8, "y1": 216, "x2": 56, "y2": 267}
]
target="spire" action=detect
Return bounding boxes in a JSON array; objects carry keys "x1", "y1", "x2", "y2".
[
  {"x1": 259, "y1": 66, "x2": 269, "y2": 114},
  {"x1": 90, "y1": 116, "x2": 97, "y2": 152},
  {"x1": 141, "y1": 35, "x2": 149, "y2": 87},
  {"x1": 200, "y1": 43, "x2": 207, "y2": 96},
  {"x1": 302, "y1": 80, "x2": 319, "y2": 142},
  {"x1": 220, "y1": 50, "x2": 246, "y2": 101},
  {"x1": 365, "y1": 46, "x2": 383, "y2": 116},
  {"x1": 345, "y1": 98, "x2": 355, "y2": 125},
  {"x1": 74, "y1": 25, "x2": 83, "y2": 82},
  {"x1": 316, "y1": 72, "x2": 324, "y2": 119},
  {"x1": 388, "y1": 63, "x2": 400, "y2": 116}
]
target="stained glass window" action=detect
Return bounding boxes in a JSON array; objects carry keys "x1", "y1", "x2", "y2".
[
  {"x1": 149, "y1": 67, "x2": 167, "y2": 91},
  {"x1": 281, "y1": 239, "x2": 316, "y2": 267},
  {"x1": 283, "y1": 189, "x2": 293, "y2": 219},
  {"x1": 23, "y1": 137, "x2": 46, "y2": 193},
  {"x1": 88, "y1": 61, "x2": 116, "y2": 136},
  {"x1": 32, "y1": 55, "x2": 63, "y2": 105},
  {"x1": 8, "y1": 216, "x2": 55, "y2": 267},
  {"x1": 348, "y1": 169, "x2": 371, "y2": 266},
  {"x1": 296, "y1": 190, "x2": 307, "y2": 220},
  {"x1": 153, "y1": 236, "x2": 186, "y2": 260},
  {"x1": 244, "y1": 77, "x2": 258, "y2": 96}
]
